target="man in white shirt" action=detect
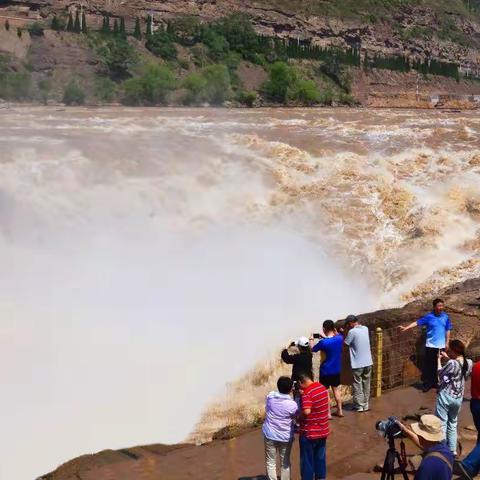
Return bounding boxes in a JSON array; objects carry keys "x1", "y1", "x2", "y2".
[{"x1": 344, "y1": 315, "x2": 373, "y2": 412}]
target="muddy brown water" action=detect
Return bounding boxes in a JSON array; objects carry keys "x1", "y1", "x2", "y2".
[{"x1": 2, "y1": 107, "x2": 480, "y2": 480}]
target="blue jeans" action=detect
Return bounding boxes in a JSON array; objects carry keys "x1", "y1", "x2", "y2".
[
  {"x1": 462, "y1": 443, "x2": 480, "y2": 477},
  {"x1": 471, "y1": 399, "x2": 480, "y2": 443},
  {"x1": 299, "y1": 436, "x2": 326, "y2": 480},
  {"x1": 435, "y1": 389, "x2": 463, "y2": 453}
]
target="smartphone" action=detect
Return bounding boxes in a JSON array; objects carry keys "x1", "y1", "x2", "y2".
[{"x1": 313, "y1": 333, "x2": 321, "y2": 339}]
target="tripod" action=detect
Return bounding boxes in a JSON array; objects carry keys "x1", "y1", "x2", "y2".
[{"x1": 380, "y1": 435, "x2": 409, "y2": 480}]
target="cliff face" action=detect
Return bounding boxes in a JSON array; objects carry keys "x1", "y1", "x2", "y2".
[{"x1": 3, "y1": 0, "x2": 480, "y2": 68}]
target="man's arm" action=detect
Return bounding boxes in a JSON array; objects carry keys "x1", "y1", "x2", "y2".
[
  {"x1": 396, "y1": 422, "x2": 422, "y2": 450},
  {"x1": 281, "y1": 348, "x2": 296, "y2": 364},
  {"x1": 399, "y1": 320, "x2": 418, "y2": 333}
]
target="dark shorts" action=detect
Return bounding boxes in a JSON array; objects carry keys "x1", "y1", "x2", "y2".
[{"x1": 320, "y1": 373, "x2": 341, "y2": 388}]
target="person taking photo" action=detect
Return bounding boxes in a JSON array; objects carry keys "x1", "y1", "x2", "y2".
[
  {"x1": 281, "y1": 337, "x2": 313, "y2": 382},
  {"x1": 262, "y1": 376, "x2": 298, "y2": 480},
  {"x1": 436, "y1": 339, "x2": 472, "y2": 455},
  {"x1": 310, "y1": 320, "x2": 344, "y2": 417},
  {"x1": 396, "y1": 414, "x2": 453, "y2": 480},
  {"x1": 344, "y1": 314, "x2": 373, "y2": 412}
]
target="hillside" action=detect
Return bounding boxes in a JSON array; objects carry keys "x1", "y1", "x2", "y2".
[{"x1": 2, "y1": 1, "x2": 480, "y2": 107}]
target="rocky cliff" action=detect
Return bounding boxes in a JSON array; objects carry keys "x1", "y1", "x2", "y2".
[{"x1": 3, "y1": 0, "x2": 480, "y2": 68}]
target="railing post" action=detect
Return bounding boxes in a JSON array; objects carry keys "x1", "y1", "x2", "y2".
[{"x1": 375, "y1": 327, "x2": 383, "y2": 397}]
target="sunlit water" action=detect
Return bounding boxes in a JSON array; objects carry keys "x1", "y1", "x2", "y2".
[{"x1": 1, "y1": 107, "x2": 480, "y2": 479}]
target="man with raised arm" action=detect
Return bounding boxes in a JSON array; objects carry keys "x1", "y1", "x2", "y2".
[{"x1": 400, "y1": 298, "x2": 452, "y2": 393}]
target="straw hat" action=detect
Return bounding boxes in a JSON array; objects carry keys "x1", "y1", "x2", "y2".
[{"x1": 411, "y1": 415, "x2": 445, "y2": 442}]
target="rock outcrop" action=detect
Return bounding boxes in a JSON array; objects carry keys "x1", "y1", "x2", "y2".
[{"x1": 2, "y1": 0, "x2": 480, "y2": 68}]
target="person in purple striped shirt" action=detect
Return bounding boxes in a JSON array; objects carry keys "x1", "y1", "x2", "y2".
[{"x1": 262, "y1": 376, "x2": 299, "y2": 480}]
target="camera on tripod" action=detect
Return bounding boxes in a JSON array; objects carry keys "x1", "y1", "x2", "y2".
[
  {"x1": 375, "y1": 417, "x2": 408, "y2": 480},
  {"x1": 376, "y1": 416, "x2": 402, "y2": 439}
]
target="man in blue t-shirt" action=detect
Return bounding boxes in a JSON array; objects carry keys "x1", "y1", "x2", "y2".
[
  {"x1": 310, "y1": 320, "x2": 344, "y2": 417},
  {"x1": 400, "y1": 298, "x2": 452, "y2": 392}
]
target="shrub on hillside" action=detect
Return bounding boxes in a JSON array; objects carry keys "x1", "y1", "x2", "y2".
[
  {"x1": 122, "y1": 63, "x2": 176, "y2": 106},
  {"x1": 28, "y1": 23, "x2": 44, "y2": 36},
  {"x1": 146, "y1": 30, "x2": 177, "y2": 60},
  {"x1": 0, "y1": 72, "x2": 32, "y2": 100},
  {"x1": 95, "y1": 36, "x2": 138, "y2": 79},
  {"x1": 236, "y1": 90, "x2": 257, "y2": 107},
  {"x1": 94, "y1": 77, "x2": 116, "y2": 103},
  {"x1": 182, "y1": 64, "x2": 232, "y2": 105},
  {"x1": 51, "y1": 16, "x2": 66, "y2": 31},
  {"x1": 182, "y1": 72, "x2": 208, "y2": 104},
  {"x1": 262, "y1": 61, "x2": 297, "y2": 103},
  {"x1": 287, "y1": 79, "x2": 320, "y2": 105},
  {"x1": 63, "y1": 81, "x2": 85, "y2": 105}
]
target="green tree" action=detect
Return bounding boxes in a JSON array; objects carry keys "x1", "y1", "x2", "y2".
[
  {"x1": 82, "y1": 12, "x2": 87, "y2": 34},
  {"x1": 94, "y1": 77, "x2": 116, "y2": 103},
  {"x1": 133, "y1": 18, "x2": 142, "y2": 39},
  {"x1": 237, "y1": 90, "x2": 257, "y2": 107},
  {"x1": 66, "y1": 12, "x2": 74, "y2": 32},
  {"x1": 17, "y1": 27, "x2": 22, "y2": 38},
  {"x1": 120, "y1": 17, "x2": 126, "y2": 36},
  {"x1": 51, "y1": 16, "x2": 62, "y2": 31},
  {"x1": 287, "y1": 79, "x2": 320, "y2": 105},
  {"x1": 5, "y1": 19, "x2": 10, "y2": 31},
  {"x1": 63, "y1": 81, "x2": 85, "y2": 105},
  {"x1": 113, "y1": 19, "x2": 119, "y2": 35},
  {"x1": 202, "y1": 64, "x2": 232, "y2": 104},
  {"x1": 74, "y1": 10, "x2": 81, "y2": 33},
  {"x1": 146, "y1": 15, "x2": 153, "y2": 37},
  {"x1": 262, "y1": 62, "x2": 297, "y2": 103},
  {"x1": 122, "y1": 63, "x2": 176, "y2": 105},
  {"x1": 182, "y1": 72, "x2": 208, "y2": 104},
  {"x1": 27, "y1": 23, "x2": 44, "y2": 36},
  {"x1": 96, "y1": 37, "x2": 138, "y2": 79},
  {"x1": 102, "y1": 15, "x2": 111, "y2": 33},
  {"x1": 201, "y1": 28, "x2": 229, "y2": 61},
  {"x1": 146, "y1": 30, "x2": 177, "y2": 60}
]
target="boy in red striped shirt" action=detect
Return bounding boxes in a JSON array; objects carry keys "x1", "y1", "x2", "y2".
[{"x1": 298, "y1": 372, "x2": 330, "y2": 480}]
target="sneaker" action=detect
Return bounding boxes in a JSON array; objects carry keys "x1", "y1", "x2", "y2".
[{"x1": 453, "y1": 461, "x2": 474, "y2": 480}]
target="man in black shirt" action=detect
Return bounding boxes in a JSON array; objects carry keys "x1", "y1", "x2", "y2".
[{"x1": 281, "y1": 336, "x2": 313, "y2": 382}]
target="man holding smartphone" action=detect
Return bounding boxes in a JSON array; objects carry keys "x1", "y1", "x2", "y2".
[
  {"x1": 310, "y1": 320, "x2": 344, "y2": 417},
  {"x1": 400, "y1": 298, "x2": 452, "y2": 392}
]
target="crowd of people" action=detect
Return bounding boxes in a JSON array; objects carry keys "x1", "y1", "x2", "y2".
[{"x1": 261, "y1": 298, "x2": 480, "y2": 480}]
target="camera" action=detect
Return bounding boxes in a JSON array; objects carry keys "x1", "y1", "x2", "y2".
[
  {"x1": 375, "y1": 416, "x2": 402, "y2": 438},
  {"x1": 313, "y1": 333, "x2": 321, "y2": 339}
]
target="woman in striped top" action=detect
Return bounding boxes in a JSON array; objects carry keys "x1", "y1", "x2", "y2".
[{"x1": 435, "y1": 339, "x2": 473, "y2": 455}]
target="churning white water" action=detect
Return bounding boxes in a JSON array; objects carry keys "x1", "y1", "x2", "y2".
[{"x1": 1, "y1": 107, "x2": 480, "y2": 479}]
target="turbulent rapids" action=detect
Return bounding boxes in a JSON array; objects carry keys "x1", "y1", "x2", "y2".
[{"x1": 1, "y1": 107, "x2": 480, "y2": 480}]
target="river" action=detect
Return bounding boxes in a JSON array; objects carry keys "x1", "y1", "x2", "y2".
[{"x1": 1, "y1": 107, "x2": 479, "y2": 479}]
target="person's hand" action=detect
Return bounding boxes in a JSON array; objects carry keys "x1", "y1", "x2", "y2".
[
  {"x1": 439, "y1": 350, "x2": 449, "y2": 360},
  {"x1": 399, "y1": 326, "x2": 408, "y2": 333},
  {"x1": 395, "y1": 420, "x2": 408, "y2": 433}
]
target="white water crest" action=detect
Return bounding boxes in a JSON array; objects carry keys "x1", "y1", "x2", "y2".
[{"x1": 1, "y1": 107, "x2": 480, "y2": 479}]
